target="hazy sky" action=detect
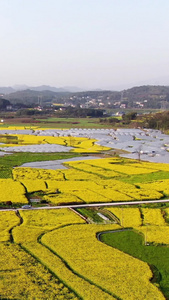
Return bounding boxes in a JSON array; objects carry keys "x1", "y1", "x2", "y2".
[{"x1": 0, "y1": 0, "x2": 169, "y2": 90}]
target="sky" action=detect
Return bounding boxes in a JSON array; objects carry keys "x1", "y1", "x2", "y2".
[{"x1": 0, "y1": 0, "x2": 169, "y2": 90}]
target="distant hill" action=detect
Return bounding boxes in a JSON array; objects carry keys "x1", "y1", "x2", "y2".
[
  {"x1": 123, "y1": 85, "x2": 169, "y2": 99},
  {"x1": 28, "y1": 85, "x2": 68, "y2": 93},
  {"x1": 1, "y1": 84, "x2": 169, "y2": 109},
  {"x1": 0, "y1": 87, "x2": 16, "y2": 94},
  {"x1": 0, "y1": 85, "x2": 84, "y2": 94},
  {"x1": 4, "y1": 89, "x2": 70, "y2": 104},
  {"x1": 62, "y1": 86, "x2": 84, "y2": 92}
]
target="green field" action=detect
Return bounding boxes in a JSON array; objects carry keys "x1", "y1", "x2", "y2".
[
  {"x1": 0, "y1": 152, "x2": 79, "y2": 178},
  {"x1": 100, "y1": 230, "x2": 169, "y2": 299},
  {"x1": 0, "y1": 117, "x2": 113, "y2": 129},
  {"x1": 36, "y1": 117, "x2": 113, "y2": 128},
  {"x1": 120, "y1": 171, "x2": 169, "y2": 184}
]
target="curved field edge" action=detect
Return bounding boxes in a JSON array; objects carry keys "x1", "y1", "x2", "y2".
[
  {"x1": 0, "y1": 211, "x2": 20, "y2": 242},
  {"x1": 0, "y1": 206, "x2": 168, "y2": 299},
  {"x1": 11, "y1": 209, "x2": 116, "y2": 300},
  {"x1": 99, "y1": 229, "x2": 169, "y2": 299},
  {"x1": 0, "y1": 242, "x2": 78, "y2": 300},
  {"x1": 41, "y1": 223, "x2": 165, "y2": 300},
  {"x1": 23, "y1": 240, "x2": 117, "y2": 300},
  {"x1": 0, "y1": 209, "x2": 80, "y2": 300}
]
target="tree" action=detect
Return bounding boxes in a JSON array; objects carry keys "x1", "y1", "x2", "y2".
[
  {"x1": 0, "y1": 98, "x2": 11, "y2": 109},
  {"x1": 122, "y1": 111, "x2": 137, "y2": 124}
]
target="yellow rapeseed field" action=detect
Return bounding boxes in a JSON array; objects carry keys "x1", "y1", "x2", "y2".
[
  {"x1": 0, "y1": 243, "x2": 77, "y2": 300},
  {"x1": 21, "y1": 208, "x2": 85, "y2": 227},
  {"x1": 139, "y1": 179, "x2": 169, "y2": 196},
  {"x1": 107, "y1": 207, "x2": 142, "y2": 227},
  {"x1": 67, "y1": 157, "x2": 159, "y2": 175},
  {"x1": 109, "y1": 207, "x2": 169, "y2": 245},
  {"x1": 0, "y1": 205, "x2": 168, "y2": 299},
  {"x1": 62, "y1": 168, "x2": 100, "y2": 181},
  {"x1": 13, "y1": 208, "x2": 86, "y2": 244},
  {"x1": 12, "y1": 209, "x2": 116, "y2": 300},
  {"x1": 42, "y1": 224, "x2": 164, "y2": 300},
  {"x1": 136, "y1": 225, "x2": 169, "y2": 245},
  {"x1": 141, "y1": 208, "x2": 166, "y2": 226},
  {"x1": 0, "y1": 211, "x2": 20, "y2": 241},
  {"x1": 0, "y1": 179, "x2": 27, "y2": 204},
  {"x1": 11, "y1": 157, "x2": 169, "y2": 205},
  {"x1": 0, "y1": 133, "x2": 110, "y2": 152},
  {"x1": 1, "y1": 153, "x2": 169, "y2": 299},
  {"x1": 25, "y1": 241, "x2": 115, "y2": 300},
  {"x1": 64, "y1": 161, "x2": 119, "y2": 178},
  {"x1": 20, "y1": 179, "x2": 47, "y2": 193},
  {"x1": 43, "y1": 192, "x2": 84, "y2": 204},
  {"x1": 13, "y1": 167, "x2": 65, "y2": 181}
]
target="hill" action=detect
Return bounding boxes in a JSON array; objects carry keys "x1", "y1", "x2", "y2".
[{"x1": 1, "y1": 84, "x2": 169, "y2": 109}]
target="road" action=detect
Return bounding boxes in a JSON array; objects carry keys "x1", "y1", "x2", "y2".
[
  {"x1": 97, "y1": 229, "x2": 131, "y2": 241},
  {"x1": 1, "y1": 198, "x2": 169, "y2": 212}
]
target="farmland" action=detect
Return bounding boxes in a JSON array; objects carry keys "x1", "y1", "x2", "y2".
[
  {"x1": 10, "y1": 156, "x2": 169, "y2": 206},
  {"x1": 0, "y1": 207, "x2": 167, "y2": 300},
  {"x1": 100, "y1": 229, "x2": 169, "y2": 299},
  {"x1": 0, "y1": 127, "x2": 169, "y2": 299}
]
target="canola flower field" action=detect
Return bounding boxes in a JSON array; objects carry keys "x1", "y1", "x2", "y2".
[
  {"x1": 1, "y1": 207, "x2": 169, "y2": 299},
  {"x1": 0, "y1": 129, "x2": 169, "y2": 299},
  {"x1": 0, "y1": 132, "x2": 110, "y2": 153},
  {"x1": 8, "y1": 156, "x2": 169, "y2": 206}
]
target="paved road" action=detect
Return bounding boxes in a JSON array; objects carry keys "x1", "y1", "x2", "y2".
[
  {"x1": 1, "y1": 198, "x2": 169, "y2": 212},
  {"x1": 97, "y1": 229, "x2": 131, "y2": 241}
]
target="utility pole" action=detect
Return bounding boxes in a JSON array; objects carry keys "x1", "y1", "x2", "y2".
[{"x1": 137, "y1": 145, "x2": 142, "y2": 162}]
